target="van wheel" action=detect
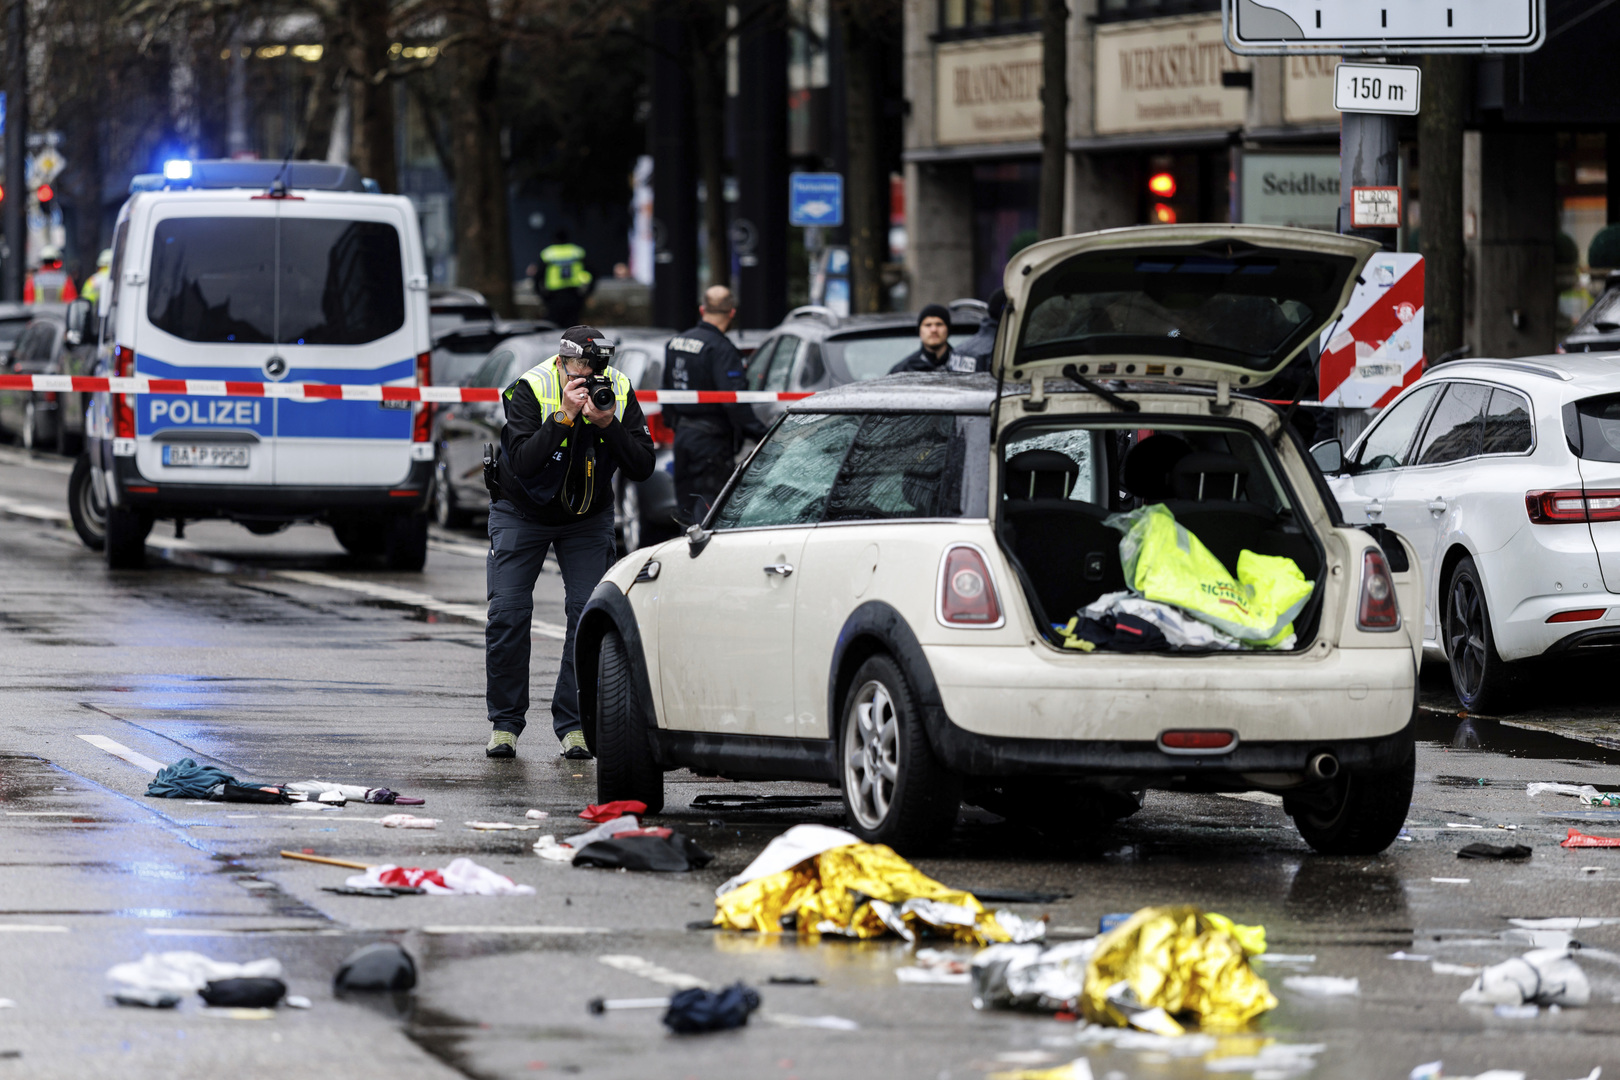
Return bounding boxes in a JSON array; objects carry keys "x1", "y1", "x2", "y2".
[
  {"x1": 840, "y1": 655, "x2": 960, "y2": 854},
  {"x1": 68, "y1": 455, "x2": 107, "y2": 551},
  {"x1": 1287, "y1": 736, "x2": 1414, "y2": 856},
  {"x1": 594, "y1": 629, "x2": 663, "y2": 814},
  {"x1": 332, "y1": 518, "x2": 386, "y2": 558},
  {"x1": 1445, "y1": 557, "x2": 1515, "y2": 713},
  {"x1": 383, "y1": 513, "x2": 428, "y2": 571},
  {"x1": 105, "y1": 505, "x2": 152, "y2": 569}
]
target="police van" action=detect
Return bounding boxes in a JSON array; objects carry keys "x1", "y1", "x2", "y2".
[{"x1": 75, "y1": 160, "x2": 436, "y2": 569}]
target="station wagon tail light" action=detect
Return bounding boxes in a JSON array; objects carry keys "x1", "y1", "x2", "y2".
[
  {"x1": 1357, "y1": 548, "x2": 1400, "y2": 631},
  {"x1": 1547, "y1": 608, "x2": 1606, "y2": 623},
  {"x1": 114, "y1": 344, "x2": 135, "y2": 439},
  {"x1": 412, "y1": 351, "x2": 432, "y2": 442},
  {"x1": 937, "y1": 544, "x2": 1003, "y2": 628},
  {"x1": 1526, "y1": 489, "x2": 1620, "y2": 523}
]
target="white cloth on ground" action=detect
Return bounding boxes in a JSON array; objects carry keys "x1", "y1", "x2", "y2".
[
  {"x1": 107, "y1": 951, "x2": 283, "y2": 993},
  {"x1": 344, "y1": 857, "x2": 536, "y2": 896}
]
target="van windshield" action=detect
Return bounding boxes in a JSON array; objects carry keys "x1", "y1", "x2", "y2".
[{"x1": 147, "y1": 217, "x2": 405, "y2": 346}]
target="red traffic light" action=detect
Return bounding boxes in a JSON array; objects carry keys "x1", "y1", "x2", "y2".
[
  {"x1": 1152, "y1": 203, "x2": 1177, "y2": 224},
  {"x1": 36, "y1": 184, "x2": 53, "y2": 203},
  {"x1": 1147, "y1": 172, "x2": 1177, "y2": 198}
]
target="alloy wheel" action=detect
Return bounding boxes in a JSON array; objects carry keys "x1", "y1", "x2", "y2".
[
  {"x1": 1447, "y1": 573, "x2": 1488, "y2": 702},
  {"x1": 433, "y1": 459, "x2": 454, "y2": 526},
  {"x1": 843, "y1": 679, "x2": 900, "y2": 829},
  {"x1": 621, "y1": 483, "x2": 642, "y2": 552},
  {"x1": 22, "y1": 400, "x2": 35, "y2": 451}
]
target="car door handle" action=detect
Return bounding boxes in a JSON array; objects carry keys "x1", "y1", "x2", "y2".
[
  {"x1": 1366, "y1": 499, "x2": 1383, "y2": 518},
  {"x1": 763, "y1": 563, "x2": 794, "y2": 577},
  {"x1": 1428, "y1": 498, "x2": 1448, "y2": 513}
]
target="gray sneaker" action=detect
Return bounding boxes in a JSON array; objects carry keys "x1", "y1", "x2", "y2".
[
  {"x1": 560, "y1": 730, "x2": 593, "y2": 760},
  {"x1": 486, "y1": 731, "x2": 517, "y2": 758}
]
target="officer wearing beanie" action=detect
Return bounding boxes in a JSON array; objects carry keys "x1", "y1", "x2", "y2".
[
  {"x1": 889, "y1": 303, "x2": 978, "y2": 374},
  {"x1": 483, "y1": 326, "x2": 655, "y2": 761}
]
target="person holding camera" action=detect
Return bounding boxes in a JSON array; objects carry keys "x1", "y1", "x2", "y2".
[{"x1": 483, "y1": 325, "x2": 655, "y2": 760}]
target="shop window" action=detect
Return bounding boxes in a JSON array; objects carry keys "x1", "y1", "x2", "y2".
[
  {"x1": 1096, "y1": 0, "x2": 1220, "y2": 22},
  {"x1": 938, "y1": 0, "x2": 1036, "y2": 37}
]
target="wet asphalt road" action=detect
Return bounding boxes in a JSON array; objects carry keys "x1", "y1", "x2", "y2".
[{"x1": 3, "y1": 446, "x2": 1620, "y2": 1079}]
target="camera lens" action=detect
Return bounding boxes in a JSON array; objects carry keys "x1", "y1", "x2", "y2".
[{"x1": 590, "y1": 383, "x2": 616, "y2": 411}]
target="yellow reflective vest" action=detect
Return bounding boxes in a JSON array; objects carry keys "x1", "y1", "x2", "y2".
[
  {"x1": 503, "y1": 355, "x2": 631, "y2": 516},
  {"x1": 540, "y1": 243, "x2": 592, "y2": 292}
]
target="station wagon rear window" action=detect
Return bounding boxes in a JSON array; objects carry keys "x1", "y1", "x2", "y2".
[
  {"x1": 147, "y1": 217, "x2": 404, "y2": 346},
  {"x1": 1017, "y1": 246, "x2": 1357, "y2": 371},
  {"x1": 1567, "y1": 393, "x2": 1620, "y2": 462}
]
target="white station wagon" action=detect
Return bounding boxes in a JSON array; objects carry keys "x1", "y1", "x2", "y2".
[{"x1": 577, "y1": 225, "x2": 1423, "y2": 855}]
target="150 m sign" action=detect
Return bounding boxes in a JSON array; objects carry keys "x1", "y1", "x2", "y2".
[{"x1": 1334, "y1": 63, "x2": 1420, "y2": 115}]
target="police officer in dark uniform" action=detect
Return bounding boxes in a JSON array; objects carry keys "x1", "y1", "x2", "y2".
[{"x1": 661, "y1": 286, "x2": 766, "y2": 519}]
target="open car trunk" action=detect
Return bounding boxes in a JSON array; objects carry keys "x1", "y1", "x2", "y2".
[{"x1": 996, "y1": 414, "x2": 1326, "y2": 652}]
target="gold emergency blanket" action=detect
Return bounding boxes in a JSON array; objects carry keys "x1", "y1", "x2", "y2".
[
  {"x1": 1081, "y1": 906, "x2": 1277, "y2": 1032},
  {"x1": 713, "y1": 841, "x2": 1011, "y2": 944}
]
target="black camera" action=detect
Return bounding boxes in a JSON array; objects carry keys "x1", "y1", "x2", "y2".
[{"x1": 578, "y1": 339, "x2": 617, "y2": 412}]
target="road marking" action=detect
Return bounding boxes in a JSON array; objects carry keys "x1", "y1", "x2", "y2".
[
  {"x1": 422, "y1": 925, "x2": 612, "y2": 936},
  {"x1": 5, "y1": 811, "x2": 82, "y2": 816},
  {"x1": 0, "y1": 494, "x2": 71, "y2": 525},
  {"x1": 428, "y1": 536, "x2": 491, "y2": 559},
  {"x1": 273, "y1": 569, "x2": 568, "y2": 639},
  {"x1": 1213, "y1": 791, "x2": 1284, "y2": 806},
  {"x1": 1430, "y1": 877, "x2": 1471, "y2": 884},
  {"x1": 0, "y1": 924, "x2": 70, "y2": 933},
  {"x1": 145, "y1": 927, "x2": 347, "y2": 937},
  {"x1": 75, "y1": 734, "x2": 166, "y2": 774},
  {"x1": 598, "y1": 954, "x2": 711, "y2": 990}
]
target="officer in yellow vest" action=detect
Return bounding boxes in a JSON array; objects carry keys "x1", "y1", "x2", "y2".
[
  {"x1": 82, "y1": 249, "x2": 113, "y2": 306},
  {"x1": 483, "y1": 325, "x2": 655, "y2": 760},
  {"x1": 535, "y1": 229, "x2": 595, "y2": 329}
]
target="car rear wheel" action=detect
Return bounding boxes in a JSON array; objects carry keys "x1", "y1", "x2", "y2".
[
  {"x1": 1445, "y1": 557, "x2": 1515, "y2": 713},
  {"x1": 105, "y1": 505, "x2": 152, "y2": 569},
  {"x1": 840, "y1": 655, "x2": 960, "y2": 854},
  {"x1": 594, "y1": 629, "x2": 664, "y2": 814},
  {"x1": 383, "y1": 513, "x2": 429, "y2": 571},
  {"x1": 1286, "y1": 736, "x2": 1414, "y2": 855},
  {"x1": 68, "y1": 455, "x2": 106, "y2": 551}
]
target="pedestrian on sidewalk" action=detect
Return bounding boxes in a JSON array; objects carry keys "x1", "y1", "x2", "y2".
[{"x1": 483, "y1": 325, "x2": 656, "y2": 760}]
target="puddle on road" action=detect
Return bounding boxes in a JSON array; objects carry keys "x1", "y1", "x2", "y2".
[{"x1": 1415, "y1": 710, "x2": 1620, "y2": 767}]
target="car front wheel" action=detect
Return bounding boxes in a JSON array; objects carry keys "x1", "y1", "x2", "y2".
[
  {"x1": 1446, "y1": 556, "x2": 1515, "y2": 713},
  {"x1": 1286, "y1": 736, "x2": 1415, "y2": 855},
  {"x1": 594, "y1": 629, "x2": 664, "y2": 814},
  {"x1": 839, "y1": 655, "x2": 960, "y2": 854}
]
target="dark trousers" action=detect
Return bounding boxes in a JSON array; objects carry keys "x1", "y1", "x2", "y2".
[
  {"x1": 486, "y1": 503, "x2": 616, "y2": 740},
  {"x1": 672, "y1": 421, "x2": 736, "y2": 522}
]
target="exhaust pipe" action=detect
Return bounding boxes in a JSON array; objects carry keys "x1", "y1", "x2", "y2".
[{"x1": 1307, "y1": 753, "x2": 1339, "y2": 781}]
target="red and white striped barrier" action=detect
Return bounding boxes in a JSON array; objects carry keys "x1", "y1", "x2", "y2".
[{"x1": 0, "y1": 375, "x2": 814, "y2": 406}]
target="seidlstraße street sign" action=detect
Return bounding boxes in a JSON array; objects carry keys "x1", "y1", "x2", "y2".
[{"x1": 1223, "y1": 0, "x2": 1546, "y2": 55}]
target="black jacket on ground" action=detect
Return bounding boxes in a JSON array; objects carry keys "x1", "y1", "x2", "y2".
[
  {"x1": 497, "y1": 376, "x2": 656, "y2": 526},
  {"x1": 889, "y1": 342, "x2": 979, "y2": 375},
  {"x1": 661, "y1": 321, "x2": 766, "y2": 440}
]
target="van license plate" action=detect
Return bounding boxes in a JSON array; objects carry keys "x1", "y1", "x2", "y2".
[{"x1": 162, "y1": 445, "x2": 249, "y2": 468}]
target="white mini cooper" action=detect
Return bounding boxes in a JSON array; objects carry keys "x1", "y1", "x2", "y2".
[{"x1": 577, "y1": 225, "x2": 1423, "y2": 856}]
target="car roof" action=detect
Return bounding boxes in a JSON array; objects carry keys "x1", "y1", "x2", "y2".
[
  {"x1": 771, "y1": 301, "x2": 986, "y2": 342},
  {"x1": 1419, "y1": 354, "x2": 1620, "y2": 401},
  {"x1": 785, "y1": 371, "x2": 1000, "y2": 413}
]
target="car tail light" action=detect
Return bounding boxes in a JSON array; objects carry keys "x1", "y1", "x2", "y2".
[
  {"x1": 1526, "y1": 489, "x2": 1620, "y2": 523},
  {"x1": 1547, "y1": 608, "x2": 1607, "y2": 623},
  {"x1": 413, "y1": 351, "x2": 432, "y2": 443},
  {"x1": 647, "y1": 409, "x2": 675, "y2": 446},
  {"x1": 937, "y1": 544, "x2": 1003, "y2": 628},
  {"x1": 1357, "y1": 547, "x2": 1400, "y2": 631},
  {"x1": 114, "y1": 344, "x2": 135, "y2": 439},
  {"x1": 1159, "y1": 730, "x2": 1235, "y2": 752}
]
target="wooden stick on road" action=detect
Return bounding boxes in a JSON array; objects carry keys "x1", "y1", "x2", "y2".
[{"x1": 279, "y1": 850, "x2": 370, "y2": 870}]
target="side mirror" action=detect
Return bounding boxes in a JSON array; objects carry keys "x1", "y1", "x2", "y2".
[
  {"x1": 685, "y1": 521, "x2": 711, "y2": 556},
  {"x1": 1310, "y1": 438, "x2": 1345, "y2": 475},
  {"x1": 64, "y1": 297, "x2": 93, "y2": 346}
]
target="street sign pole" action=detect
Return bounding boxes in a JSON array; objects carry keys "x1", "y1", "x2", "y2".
[{"x1": 3, "y1": 0, "x2": 27, "y2": 302}]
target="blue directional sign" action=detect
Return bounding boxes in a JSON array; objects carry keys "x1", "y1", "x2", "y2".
[{"x1": 789, "y1": 172, "x2": 843, "y2": 228}]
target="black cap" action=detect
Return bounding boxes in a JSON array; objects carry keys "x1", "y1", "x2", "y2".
[
  {"x1": 559, "y1": 325, "x2": 610, "y2": 359},
  {"x1": 917, "y1": 303, "x2": 951, "y2": 329}
]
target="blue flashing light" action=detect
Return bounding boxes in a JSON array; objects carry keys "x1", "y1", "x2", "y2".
[{"x1": 163, "y1": 159, "x2": 193, "y2": 181}]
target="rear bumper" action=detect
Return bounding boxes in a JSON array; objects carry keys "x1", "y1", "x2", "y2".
[{"x1": 107, "y1": 454, "x2": 432, "y2": 518}]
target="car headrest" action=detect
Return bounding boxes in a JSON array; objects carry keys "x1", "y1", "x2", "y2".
[
  {"x1": 1171, "y1": 451, "x2": 1249, "y2": 501},
  {"x1": 1120, "y1": 434, "x2": 1192, "y2": 501},
  {"x1": 1007, "y1": 448, "x2": 1080, "y2": 501}
]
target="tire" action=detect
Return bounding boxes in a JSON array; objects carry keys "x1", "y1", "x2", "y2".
[
  {"x1": 104, "y1": 505, "x2": 152, "y2": 569},
  {"x1": 68, "y1": 455, "x2": 107, "y2": 551},
  {"x1": 21, "y1": 398, "x2": 39, "y2": 452},
  {"x1": 839, "y1": 654, "x2": 961, "y2": 853},
  {"x1": 332, "y1": 518, "x2": 387, "y2": 558},
  {"x1": 383, "y1": 513, "x2": 429, "y2": 571},
  {"x1": 1287, "y1": 735, "x2": 1415, "y2": 855},
  {"x1": 433, "y1": 456, "x2": 471, "y2": 528},
  {"x1": 617, "y1": 481, "x2": 643, "y2": 554},
  {"x1": 1445, "y1": 557, "x2": 1516, "y2": 713},
  {"x1": 594, "y1": 629, "x2": 664, "y2": 814}
]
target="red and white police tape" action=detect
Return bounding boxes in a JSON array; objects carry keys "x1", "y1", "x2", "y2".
[{"x1": 0, "y1": 375, "x2": 814, "y2": 406}]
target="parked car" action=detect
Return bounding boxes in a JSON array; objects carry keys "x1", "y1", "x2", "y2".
[
  {"x1": 0, "y1": 302, "x2": 34, "y2": 367},
  {"x1": 1559, "y1": 275, "x2": 1620, "y2": 353},
  {"x1": 1315, "y1": 353, "x2": 1620, "y2": 712},
  {"x1": 577, "y1": 224, "x2": 1424, "y2": 858},
  {"x1": 0, "y1": 300, "x2": 97, "y2": 454},
  {"x1": 741, "y1": 300, "x2": 988, "y2": 430},
  {"x1": 430, "y1": 328, "x2": 679, "y2": 551},
  {"x1": 431, "y1": 317, "x2": 554, "y2": 388},
  {"x1": 428, "y1": 286, "x2": 496, "y2": 339},
  {"x1": 79, "y1": 158, "x2": 435, "y2": 569}
]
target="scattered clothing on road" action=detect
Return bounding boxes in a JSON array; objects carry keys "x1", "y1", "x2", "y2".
[
  {"x1": 579, "y1": 799, "x2": 646, "y2": 822},
  {"x1": 662, "y1": 982, "x2": 760, "y2": 1034},
  {"x1": 345, "y1": 858, "x2": 536, "y2": 896},
  {"x1": 146, "y1": 758, "x2": 236, "y2": 799}
]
